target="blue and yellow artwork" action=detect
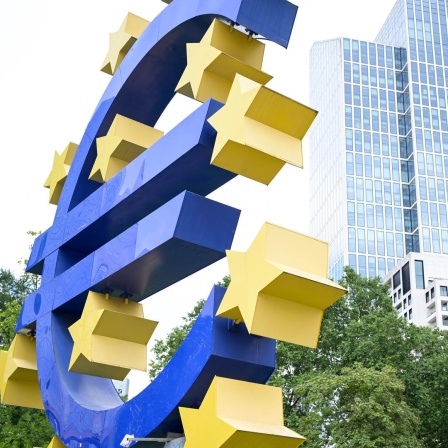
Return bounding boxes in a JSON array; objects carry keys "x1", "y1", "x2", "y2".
[{"x1": 0, "y1": 0, "x2": 346, "y2": 446}]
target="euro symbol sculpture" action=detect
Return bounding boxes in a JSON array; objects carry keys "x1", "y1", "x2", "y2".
[{"x1": 3, "y1": 0, "x2": 346, "y2": 446}]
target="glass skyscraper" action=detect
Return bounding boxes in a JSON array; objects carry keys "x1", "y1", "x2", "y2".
[{"x1": 309, "y1": 0, "x2": 448, "y2": 281}]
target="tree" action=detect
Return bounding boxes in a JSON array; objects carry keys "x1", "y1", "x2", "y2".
[
  {"x1": 148, "y1": 276, "x2": 230, "y2": 381},
  {"x1": 0, "y1": 268, "x2": 53, "y2": 448},
  {"x1": 150, "y1": 267, "x2": 448, "y2": 446},
  {"x1": 269, "y1": 267, "x2": 448, "y2": 447},
  {"x1": 295, "y1": 364, "x2": 423, "y2": 447}
]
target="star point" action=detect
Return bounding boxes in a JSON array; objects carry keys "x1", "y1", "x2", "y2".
[
  {"x1": 0, "y1": 334, "x2": 43, "y2": 409},
  {"x1": 101, "y1": 13, "x2": 150, "y2": 76},
  {"x1": 180, "y1": 376, "x2": 306, "y2": 448},
  {"x1": 216, "y1": 223, "x2": 347, "y2": 348},
  {"x1": 208, "y1": 75, "x2": 318, "y2": 185},
  {"x1": 176, "y1": 19, "x2": 272, "y2": 103},
  {"x1": 44, "y1": 142, "x2": 78, "y2": 205},
  {"x1": 89, "y1": 114, "x2": 163, "y2": 184},
  {"x1": 68, "y1": 291, "x2": 158, "y2": 380}
]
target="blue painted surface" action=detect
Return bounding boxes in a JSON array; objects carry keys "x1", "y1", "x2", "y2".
[
  {"x1": 39, "y1": 286, "x2": 275, "y2": 446},
  {"x1": 16, "y1": 0, "x2": 298, "y2": 445}
]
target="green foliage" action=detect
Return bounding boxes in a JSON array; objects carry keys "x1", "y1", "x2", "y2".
[
  {"x1": 0, "y1": 268, "x2": 53, "y2": 448},
  {"x1": 0, "y1": 406, "x2": 54, "y2": 448},
  {"x1": 295, "y1": 364, "x2": 423, "y2": 447},
  {"x1": 149, "y1": 267, "x2": 448, "y2": 446},
  {"x1": 269, "y1": 266, "x2": 448, "y2": 447},
  {"x1": 148, "y1": 299, "x2": 206, "y2": 381},
  {"x1": 148, "y1": 276, "x2": 230, "y2": 381}
]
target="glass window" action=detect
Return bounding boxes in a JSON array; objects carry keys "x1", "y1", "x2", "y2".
[
  {"x1": 441, "y1": 204, "x2": 448, "y2": 228},
  {"x1": 352, "y1": 39, "x2": 359, "y2": 62},
  {"x1": 384, "y1": 182, "x2": 392, "y2": 205},
  {"x1": 358, "y1": 228, "x2": 366, "y2": 253},
  {"x1": 442, "y1": 230, "x2": 448, "y2": 254},
  {"x1": 430, "y1": 203, "x2": 439, "y2": 227},
  {"x1": 374, "y1": 157, "x2": 382, "y2": 178},
  {"x1": 359, "y1": 255, "x2": 367, "y2": 277},
  {"x1": 355, "y1": 154, "x2": 363, "y2": 175},
  {"x1": 387, "y1": 232, "x2": 395, "y2": 257},
  {"x1": 396, "y1": 233, "x2": 404, "y2": 258},
  {"x1": 361, "y1": 86, "x2": 369, "y2": 107},
  {"x1": 392, "y1": 208, "x2": 402, "y2": 232},
  {"x1": 365, "y1": 179, "x2": 374, "y2": 202},
  {"x1": 356, "y1": 178, "x2": 364, "y2": 201},
  {"x1": 377, "y1": 230, "x2": 385, "y2": 255},
  {"x1": 369, "y1": 43, "x2": 377, "y2": 65},
  {"x1": 344, "y1": 38, "x2": 351, "y2": 60},
  {"x1": 348, "y1": 201, "x2": 356, "y2": 225},
  {"x1": 354, "y1": 107, "x2": 362, "y2": 128},
  {"x1": 348, "y1": 227, "x2": 356, "y2": 252},
  {"x1": 365, "y1": 155, "x2": 372, "y2": 177},
  {"x1": 415, "y1": 260, "x2": 425, "y2": 289},
  {"x1": 441, "y1": 286, "x2": 448, "y2": 297},
  {"x1": 361, "y1": 65, "x2": 368, "y2": 85},
  {"x1": 421, "y1": 201, "x2": 430, "y2": 226},
  {"x1": 383, "y1": 159, "x2": 391, "y2": 180},
  {"x1": 346, "y1": 152, "x2": 354, "y2": 174},
  {"x1": 344, "y1": 62, "x2": 352, "y2": 82},
  {"x1": 367, "y1": 230, "x2": 375, "y2": 254},
  {"x1": 393, "y1": 271, "x2": 401, "y2": 289},
  {"x1": 368, "y1": 256, "x2": 376, "y2": 278},
  {"x1": 357, "y1": 202, "x2": 365, "y2": 226},
  {"x1": 366, "y1": 204, "x2": 375, "y2": 227},
  {"x1": 347, "y1": 177, "x2": 355, "y2": 199},
  {"x1": 346, "y1": 129, "x2": 353, "y2": 150},
  {"x1": 361, "y1": 41, "x2": 368, "y2": 64},
  {"x1": 432, "y1": 229, "x2": 441, "y2": 253},
  {"x1": 353, "y1": 63, "x2": 360, "y2": 83},
  {"x1": 375, "y1": 181, "x2": 383, "y2": 203},
  {"x1": 385, "y1": 206, "x2": 394, "y2": 230},
  {"x1": 345, "y1": 106, "x2": 353, "y2": 127},
  {"x1": 402, "y1": 262, "x2": 410, "y2": 294},
  {"x1": 378, "y1": 257, "x2": 386, "y2": 278},
  {"x1": 393, "y1": 183, "x2": 401, "y2": 205},
  {"x1": 355, "y1": 130, "x2": 363, "y2": 152},
  {"x1": 423, "y1": 227, "x2": 431, "y2": 252},
  {"x1": 345, "y1": 83, "x2": 352, "y2": 104}
]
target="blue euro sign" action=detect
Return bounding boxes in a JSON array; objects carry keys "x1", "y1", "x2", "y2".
[{"x1": 16, "y1": 0, "x2": 297, "y2": 446}]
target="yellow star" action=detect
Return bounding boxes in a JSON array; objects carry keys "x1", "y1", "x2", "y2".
[
  {"x1": 47, "y1": 437, "x2": 65, "y2": 448},
  {"x1": 101, "y1": 13, "x2": 150, "y2": 75},
  {"x1": 0, "y1": 334, "x2": 43, "y2": 409},
  {"x1": 208, "y1": 74, "x2": 318, "y2": 185},
  {"x1": 176, "y1": 19, "x2": 272, "y2": 103},
  {"x1": 89, "y1": 114, "x2": 163, "y2": 183},
  {"x1": 180, "y1": 376, "x2": 306, "y2": 448},
  {"x1": 43, "y1": 142, "x2": 78, "y2": 205},
  {"x1": 216, "y1": 223, "x2": 347, "y2": 348},
  {"x1": 68, "y1": 292, "x2": 158, "y2": 380}
]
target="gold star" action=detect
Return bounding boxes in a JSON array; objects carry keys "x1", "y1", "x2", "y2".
[
  {"x1": 89, "y1": 114, "x2": 163, "y2": 183},
  {"x1": 47, "y1": 437, "x2": 65, "y2": 448},
  {"x1": 68, "y1": 291, "x2": 158, "y2": 380},
  {"x1": 208, "y1": 74, "x2": 318, "y2": 185},
  {"x1": 101, "y1": 13, "x2": 150, "y2": 75},
  {"x1": 176, "y1": 19, "x2": 272, "y2": 103},
  {"x1": 216, "y1": 223, "x2": 347, "y2": 348},
  {"x1": 180, "y1": 376, "x2": 306, "y2": 448},
  {"x1": 43, "y1": 142, "x2": 78, "y2": 205},
  {"x1": 0, "y1": 334, "x2": 43, "y2": 409}
]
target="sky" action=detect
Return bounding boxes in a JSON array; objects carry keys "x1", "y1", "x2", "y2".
[{"x1": 0, "y1": 0, "x2": 397, "y2": 395}]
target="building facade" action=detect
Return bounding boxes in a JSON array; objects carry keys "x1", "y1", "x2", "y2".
[
  {"x1": 309, "y1": 0, "x2": 448, "y2": 281},
  {"x1": 384, "y1": 252, "x2": 448, "y2": 330}
]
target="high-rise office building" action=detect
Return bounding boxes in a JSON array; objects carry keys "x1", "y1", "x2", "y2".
[{"x1": 309, "y1": 0, "x2": 448, "y2": 281}]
